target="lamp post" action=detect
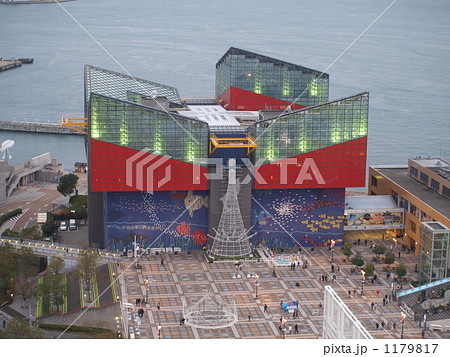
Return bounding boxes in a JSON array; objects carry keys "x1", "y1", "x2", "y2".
[
  {"x1": 422, "y1": 314, "x2": 427, "y2": 338},
  {"x1": 254, "y1": 274, "x2": 259, "y2": 299},
  {"x1": 330, "y1": 239, "x2": 335, "y2": 263},
  {"x1": 400, "y1": 312, "x2": 406, "y2": 339},
  {"x1": 393, "y1": 238, "x2": 397, "y2": 253},
  {"x1": 360, "y1": 270, "x2": 366, "y2": 295},
  {"x1": 145, "y1": 278, "x2": 149, "y2": 304}
]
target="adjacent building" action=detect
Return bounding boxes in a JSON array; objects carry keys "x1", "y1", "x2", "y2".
[
  {"x1": 86, "y1": 48, "x2": 369, "y2": 253},
  {"x1": 368, "y1": 157, "x2": 450, "y2": 255}
]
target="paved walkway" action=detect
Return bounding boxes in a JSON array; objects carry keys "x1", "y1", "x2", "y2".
[{"x1": 116, "y1": 242, "x2": 450, "y2": 339}]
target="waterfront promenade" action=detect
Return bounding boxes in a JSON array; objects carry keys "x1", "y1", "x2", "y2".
[{"x1": 116, "y1": 245, "x2": 450, "y2": 339}]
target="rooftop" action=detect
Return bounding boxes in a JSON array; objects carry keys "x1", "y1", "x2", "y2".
[
  {"x1": 371, "y1": 166, "x2": 450, "y2": 219},
  {"x1": 178, "y1": 104, "x2": 259, "y2": 127},
  {"x1": 345, "y1": 195, "x2": 399, "y2": 210}
]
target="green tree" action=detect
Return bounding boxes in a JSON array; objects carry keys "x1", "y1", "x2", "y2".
[
  {"x1": 47, "y1": 256, "x2": 66, "y2": 312},
  {"x1": 57, "y1": 173, "x2": 79, "y2": 197},
  {"x1": 384, "y1": 251, "x2": 396, "y2": 266},
  {"x1": 41, "y1": 219, "x2": 58, "y2": 238},
  {"x1": 373, "y1": 244, "x2": 387, "y2": 261},
  {"x1": 342, "y1": 243, "x2": 353, "y2": 258},
  {"x1": 396, "y1": 263, "x2": 407, "y2": 280},
  {"x1": 0, "y1": 318, "x2": 43, "y2": 339},
  {"x1": 14, "y1": 247, "x2": 38, "y2": 307},
  {"x1": 77, "y1": 248, "x2": 98, "y2": 301},
  {"x1": 351, "y1": 254, "x2": 365, "y2": 267},
  {"x1": 363, "y1": 262, "x2": 375, "y2": 277},
  {"x1": 0, "y1": 243, "x2": 18, "y2": 303}
]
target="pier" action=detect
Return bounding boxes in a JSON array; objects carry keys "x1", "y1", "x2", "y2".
[
  {"x1": 0, "y1": 120, "x2": 84, "y2": 135},
  {"x1": 0, "y1": 60, "x2": 22, "y2": 72}
]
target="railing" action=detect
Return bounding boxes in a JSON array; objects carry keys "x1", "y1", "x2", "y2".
[{"x1": 0, "y1": 236, "x2": 120, "y2": 261}]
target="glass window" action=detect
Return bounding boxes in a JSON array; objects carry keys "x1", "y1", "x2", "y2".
[
  {"x1": 371, "y1": 176, "x2": 378, "y2": 187},
  {"x1": 431, "y1": 178, "x2": 440, "y2": 191},
  {"x1": 420, "y1": 172, "x2": 429, "y2": 184}
]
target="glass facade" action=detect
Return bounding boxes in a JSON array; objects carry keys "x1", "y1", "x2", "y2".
[
  {"x1": 419, "y1": 222, "x2": 450, "y2": 285},
  {"x1": 249, "y1": 92, "x2": 368, "y2": 162},
  {"x1": 85, "y1": 65, "x2": 182, "y2": 111},
  {"x1": 89, "y1": 93, "x2": 209, "y2": 162},
  {"x1": 216, "y1": 47, "x2": 329, "y2": 107}
]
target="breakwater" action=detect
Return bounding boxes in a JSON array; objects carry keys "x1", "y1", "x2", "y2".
[{"x1": 0, "y1": 120, "x2": 84, "y2": 135}]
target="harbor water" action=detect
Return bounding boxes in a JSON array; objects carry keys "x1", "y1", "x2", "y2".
[{"x1": 0, "y1": 0, "x2": 449, "y2": 171}]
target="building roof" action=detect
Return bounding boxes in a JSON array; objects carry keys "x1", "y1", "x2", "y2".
[
  {"x1": 423, "y1": 221, "x2": 450, "y2": 231},
  {"x1": 372, "y1": 166, "x2": 450, "y2": 219},
  {"x1": 345, "y1": 195, "x2": 399, "y2": 210},
  {"x1": 410, "y1": 157, "x2": 450, "y2": 168},
  {"x1": 181, "y1": 105, "x2": 241, "y2": 126},
  {"x1": 255, "y1": 91, "x2": 369, "y2": 124},
  {"x1": 216, "y1": 47, "x2": 328, "y2": 77}
]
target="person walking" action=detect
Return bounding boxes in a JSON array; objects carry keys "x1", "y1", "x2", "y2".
[
  {"x1": 294, "y1": 323, "x2": 298, "y2": 334},
  {"x1": 156, "y1": 301, "x2": 160, "y2": 311},
  {"x1": 392, "y1": 322, "x2": 397, "y2": 330},
  {"x1": 375, "y1": 322, "x2": 379, "y2": 329},
  {"x1": 161, "y1": 257, "x2": 164, "y2": 266},
  {"x1": 371, "y1": 302, "x2": 375, "y2": 310},
  {"x1": 289, "y1": 325, "x2": 293, "y2": 334},
  {"x1": 264, "y1": 304, "x2": 268, "y2": 313},
  {"x1": 280, "y1": 300, "x2": 283, "y2": 310},
  {"x1": 248, "y1": 312, "x2": 252, "y2": 322}
]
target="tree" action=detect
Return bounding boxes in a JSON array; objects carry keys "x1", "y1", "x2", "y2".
[
  {"x1": 77, "y1": 248, "x2": 98, "y2": 302},
  {"x1": 57, "y1": 173, "x2": 79, "y2": 197},
  {"x1": 41, "y1": 219, "x2": 58, "y2": 238},
  {"x1": 0, "y1": 318, "x2": 43, "y2": 339},
  {"x1": 396, "y1": 263, "x2": 407, "y2": 280},
  {"x1": 47, "y1": 256, "x2": 66, "y2": 312},
  {"x1": 14, "y1": 247, "x2": 38, "y2": 307},
  {"x1": 351, "y1": 254, "x2": 365, "y2": 267},
  {"x1": 384, "y1": 251, "x2": 396, "y2": 266},
  {"x1": 373, "y1": 244, "x2": 386, "y2": 261},
  {"x1": 0, "y1": 243, "x2": 18, "y2": 303},
  {"x1": 342, "y1": 243, "x2": 353, "y2": 259},
  {"x1": 363, "y1": 262, "x2": 375, "y2": 277}
]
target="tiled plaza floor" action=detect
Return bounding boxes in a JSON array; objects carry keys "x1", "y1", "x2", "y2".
[{"x1": 116, "y1": 243, "x2": 450, "y2": 339}]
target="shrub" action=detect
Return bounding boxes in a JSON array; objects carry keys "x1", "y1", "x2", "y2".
[
  {"x1": 363, "y1": 262, "x2": 375, "y2": 277},
  {"x1": 384, "y1": 251, "x2": 395, "y2": 265},
  {"x1": 343, "y1": 243, "x2": 353, "y2": 258},
  {"x1": 351, "y1": 254, "x2": 365, "y2": 267},
  {"x1": 396, "y1": 263, "x2": 407, "y2": 279},
  {"x1": 373, "y1": 244, "x2": 386, "y2": 259},
  {"x1": 0, "y1": 209, "x2": 22, "y2": 227}
]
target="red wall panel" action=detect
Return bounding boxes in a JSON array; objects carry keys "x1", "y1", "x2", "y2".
[
  {"x1": 217, "y1": 86, "x2": 305, "y2": 111},
  {"x1": 254, "y1": 136, "x2": 367, "y2": 189},
  {"x1": 90, "y1": 139, "x2": 207, "y2": 192}
]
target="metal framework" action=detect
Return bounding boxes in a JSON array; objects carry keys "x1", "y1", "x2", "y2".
[
  {"x1": 209, "y1": 133, "x2": 257, "y2": 156},
  {"x1": 208, "y1": 158, "x2": 254, "y2": 258},
  {"x1": 323, "y1": 285, "x2": 372, "y2": 339},
  {"x1": 62, "y1": 113, "x2": 88, "y2": 134},
  {"x1": 183, "y1": 291, "x2": 238, "y2": 329}
]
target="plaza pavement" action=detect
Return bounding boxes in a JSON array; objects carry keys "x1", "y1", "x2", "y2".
[{"x1": 116, "y1": 241, "x2": 450, "y2": 339}]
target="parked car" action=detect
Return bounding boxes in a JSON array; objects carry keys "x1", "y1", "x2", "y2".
[
  {"x1": 60, "y1": 221, "x2": 67, "y2": 231},
  {"x1": 69, "y1": 219, "x2": 77, "y2": 231}
]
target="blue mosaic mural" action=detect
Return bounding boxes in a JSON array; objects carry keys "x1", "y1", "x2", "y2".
[
  {"x1": 106, "y1": 190, "x2": 208, "y2": 251},
  {"x1": 251, "y1": 188, "x2": 345, "y2": 248}
]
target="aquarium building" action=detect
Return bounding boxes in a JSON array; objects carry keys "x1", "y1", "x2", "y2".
[{"x1": 85, "y1": 47, "x2": 369, "y2": 253}]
